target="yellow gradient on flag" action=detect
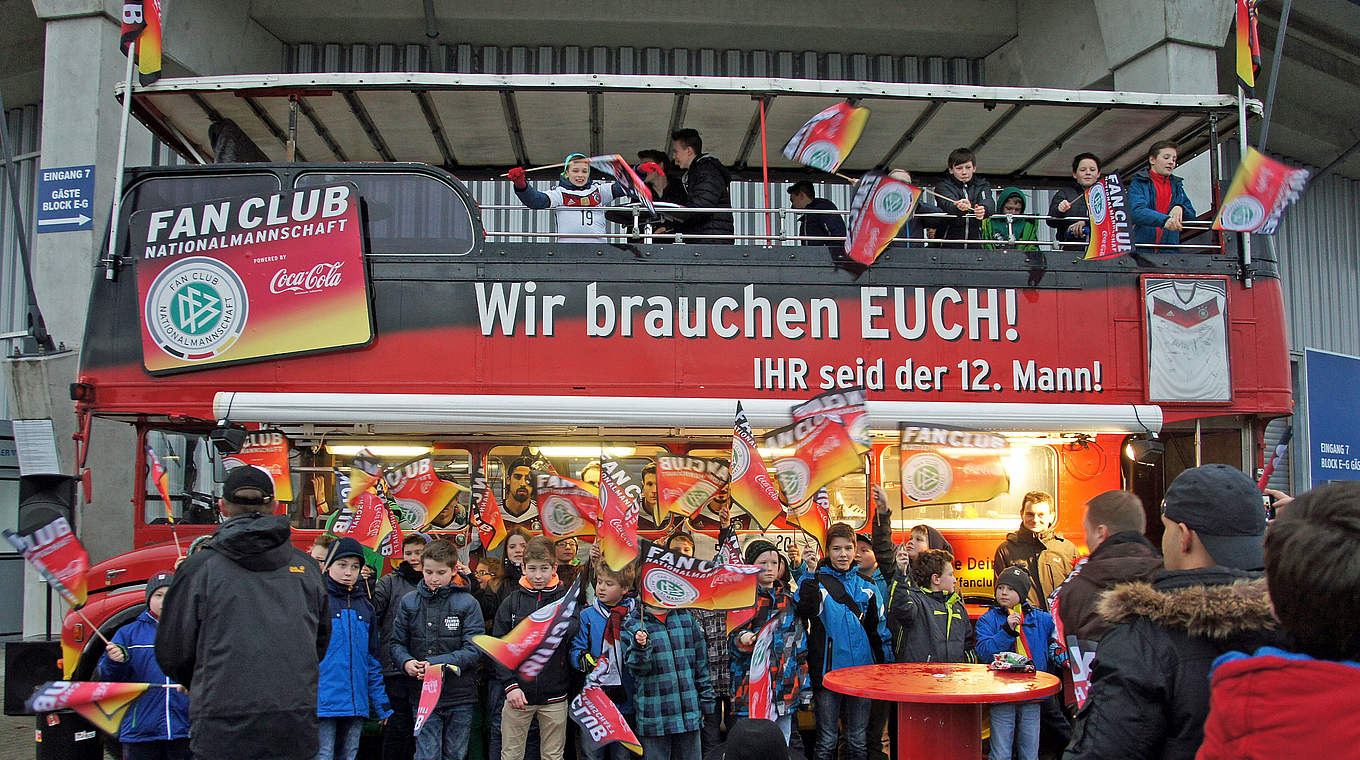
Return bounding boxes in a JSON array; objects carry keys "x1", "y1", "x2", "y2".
[{"x1": 730, "y1": 403, "x2": 783, "y2": 530}]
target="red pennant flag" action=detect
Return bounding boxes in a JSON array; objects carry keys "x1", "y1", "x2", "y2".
[
  {"x1": 791, "y1": 386, "x2": 871, "y2": 450},
  {"x1": 746, "y1": 611, "x2": 787, "y2": 721},
  {"x1": 387, "y1": 457, "x2": 462, "y2": 531},
  {"x1": 474, "y1": 577, "x2": 583, "y2": 680},
  {"x1": 534, "y1": 473, "x2": 599, "y2": 542},
  {"x1": 588, "y1": 154, "x2": 656, "y2": 216},
  {"x1": 28, "y1": 681, "x2": 151, "y2": 734},
  {"x1": 639, "y1": 541, "x2": 760, "y2": 611},
  {"x1": 782, "y1": 103, "x2": 870, "y2": 174},
  {"x1": 787, "y1": 487, "x2": 832, "y2": 552},
  {"x1": 845, "y1": 171, "x2": 922, "y2": 266},
  {"x1": 345, "y1": 451, "x2": 383, "y2": 509},
  {"x1": 597, "y1": 455, "x2": 640, "y2": 571},
  {"x1": 339, "y1": 492, "x2": 389, "y2": 552},
  {"x1": 570, "y1": 658, "x2": 643, "y2": 755},
  {"x1": 898, "y1": 424, "x2": 1011, "y2": 505},
  {"x1": 378, "y1": 496, "x2": 406, "y2": 570},
  {"x1": 118, "y1": 1, "x2": 162, "y2": 85},
  {"x1": 412, "y1": 666, "x2": 444, "y2": 735},
  {"x1": 730, "y1": 403, "x2": 783, "y2": 530},
  {"x1": 5, "y1": 516, "x2": 89, "y2": 607},
  {"x1": 761, "y1": 417, "x2": 866, "y2": 509},
  {"x1": 1214, "y1": 148, "x2": 1310, "y2": 235},
  {"x1": 725, "y1": 606, "x2": 758, "y2": 636},
  {"x1": 146, "y1": 446, "x2": 174, "y2": 521},
  {"x1": 472, "y1": 460, "x2": 509, "y2": 551},
  {"x1": 656, "y1": 456, "x2": 730, "y2": 519},
  {"x1": 716, "y1": 527, "x2": 743, "y2": 566},
  {"x1": 1083, "y1": 175, "x2": 1133, "y2": 260}
]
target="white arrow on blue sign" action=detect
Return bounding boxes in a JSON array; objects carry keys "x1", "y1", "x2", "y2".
[{"x1": 36, "y1": 165, "x2": 96, "y2": 232}]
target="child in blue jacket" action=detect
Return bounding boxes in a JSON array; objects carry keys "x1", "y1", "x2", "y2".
[
  {"x1": 569, "y1": 562, "x2": 638, "y2": 760},
  {"x1": 976, "y1": 566, "x2": 1055, "y2": 760},
  {"x1": 97, "y1": 571, "x2": 191, "y2": 760},
  {"x1": 317, "y1": 537, "x2": 392, "y2": 760}
]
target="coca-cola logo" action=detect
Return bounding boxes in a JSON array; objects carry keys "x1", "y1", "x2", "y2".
[{"x1": 270, "y1": 262, "x2": 344, "y2": 294}]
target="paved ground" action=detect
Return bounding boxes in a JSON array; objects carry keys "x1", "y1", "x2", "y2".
[{"x1": 1, "y1": 650, "x2": 37, "y2": 760}]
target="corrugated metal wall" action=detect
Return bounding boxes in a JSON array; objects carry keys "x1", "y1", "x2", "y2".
[{"x1": 0, "y1": 104, "x2": 41, "y2": 421}]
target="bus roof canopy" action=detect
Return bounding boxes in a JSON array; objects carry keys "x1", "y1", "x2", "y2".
[{"x1": 125, "y1": 73, "x2": 1246, "y2": 183}]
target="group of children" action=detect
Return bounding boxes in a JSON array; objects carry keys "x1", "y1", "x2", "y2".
[{"x1": 507, "y1": 141, "x2": 1196, "y2": 254}]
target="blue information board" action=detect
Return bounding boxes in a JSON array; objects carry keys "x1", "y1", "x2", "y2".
[
  {"x1": 36, "y1": 164, "x2": 95, "y2": 232},
  {"x1": 1305, "y1": 348, "x2": 1360, "y2": 487}
]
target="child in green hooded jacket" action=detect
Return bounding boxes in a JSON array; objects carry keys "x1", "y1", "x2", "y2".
[{"x1": 983, "y1": 187, "x2": 1040, "y2": 251}]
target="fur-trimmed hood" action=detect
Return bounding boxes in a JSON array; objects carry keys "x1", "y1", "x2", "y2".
[{"x1": 1098, "y1": 567, "x2": 1277, "y2": 639}]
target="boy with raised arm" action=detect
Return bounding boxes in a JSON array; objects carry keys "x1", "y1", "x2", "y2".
[{"x1": 506, "y1": 153, "x2": 632, "y2": 243}]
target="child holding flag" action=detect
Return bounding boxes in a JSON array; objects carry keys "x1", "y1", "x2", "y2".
[
  {"x1": 975, "y1": 566, "x2": 1054, "y2": 760},
  {"x1": 729, "y1": 540, "x2": 810, "y2": 744},
  {"x1": 506, "y1": 154, "x2": 630, "y2": 243},
  {"x1": 97, "y1": 571, "x2": 191, "y2": 760},
  {"x1": 390, "y1": 539, "x2": 486, "y2": 760},
  {"x1": 570, "y1": 563, "x2": 639, "y2": 760},
  {"x1": 624, "y1": 596, "x2": 715, "y2": 760},
  {"x1": 316, "y1": 537, "x2": 393, "y2": 760},
  {"x1": 493, "y1": 536, "x2": 576, "y2": 760},
  {"x1": 888, "y1": 549, "x2": 977, "y2": 664}
]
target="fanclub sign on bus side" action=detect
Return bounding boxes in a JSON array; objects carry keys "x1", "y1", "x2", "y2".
[{"x1": 130, "y1": 183, "x2": 373, "y2": 374}]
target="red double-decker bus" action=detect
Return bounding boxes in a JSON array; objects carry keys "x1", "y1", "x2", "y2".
[{"x1": 58, "y1": 74, "x2": 1289, "y2": 680}]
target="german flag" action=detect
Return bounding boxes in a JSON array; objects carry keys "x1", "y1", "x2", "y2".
[
  {"x1": 28, "y1": 681, "x2": 151, "y2": 735},
  {"x1": 146, "y1": 446, "x2": 174, "y2": 521},
  {"x1": 729, "y1": 403, "x2": 783, "y2": 530},
  {"x1": 597, "y1": 454, "x2": 640, "y2": 571},
  {"x1": 119, "y1": 1, "x2": 163, "y2": 85},
  {"x1": 1235, "y1": 0, "x2": 1261, "y2": 92}
]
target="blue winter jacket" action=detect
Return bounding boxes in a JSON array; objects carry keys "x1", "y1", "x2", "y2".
[
  {"x1": 96, "y1": 610, "x2": 191, "y2": 743},
  {"x1": 390, "y1": 580, "x2": 485, "y2": 707},
  {"x1": 796, "y1": 563, "x2": 894, "y2": 686},
  {"x1": 317, "y1": 577, "x2": 392, "y2": 720},
  {"x1": 569, "y1": 596, "x2": 638, "y2": 714},
  {"x1": 1127, "y1": 169, "x2": 1196, "y2": 253},
  {"x1": 975, "y1": 602, "x2": 1056, "y2": 691}
]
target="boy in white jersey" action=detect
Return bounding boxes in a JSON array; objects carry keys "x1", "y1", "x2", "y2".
[{"x1": 507, "y1": 153, "x2": 630, "y2": 243}]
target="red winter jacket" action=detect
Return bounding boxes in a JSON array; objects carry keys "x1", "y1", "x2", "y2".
[{"x1": 1196, "y1": 647, "x2": 1360, "y2": 759}]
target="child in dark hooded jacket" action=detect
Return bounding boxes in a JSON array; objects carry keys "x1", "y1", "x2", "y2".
[{"x1": 888, "y1": 549, "x2": 977, "y2": 664}]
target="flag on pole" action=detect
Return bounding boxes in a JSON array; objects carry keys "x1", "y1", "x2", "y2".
[
  {"x1": 471, "y1": 460, "x2": 509, "y2": 551},
  {"x1": 1083, "y1": 174, "x2": 1133, "y2": 260},
  {"x1": 534, "y1": 473, "x2": 599, "y2": 541},
  {"x1": 146, "y1": 446, "x2": 174, "y2": 521},
  {"x1": 588, "y1": 154, "x2": 656, "y2": 216},
  {"x1": 597, "y1": 454, "x2": 641, "y2": 571},
  {"x1": 412, "y1": 666, "x2": 444, "y2": 735},
  {"x1": 844, "y1": 171, "x2": 922, "y2": 266},
  {"x1": 388, "y1": 457, "x2": 462, "y2": 531},
  {"x1": 791, "y1": 386, "x2": 870, "y2": 449},
  {"x1": 1213, "y1": 147, "x2": 1311, "y2": 235},
  {"x1": 716, "y1": 527, "x2": 742, "y2": 566},
  {"x1": 336, "y1": 491, "x2": 390, "y2": 552},
  {"x1": 474, "y1": 577, "x2": 583, "y2": 680},
  {"x1": 28, "y1": 681, "x2": 151, "y2": 734},
  {"x1": 571, "y1": 658, "x2": 644, "y2": 755},
  {"x1": 760, "y1": 417, "x2": 866, "y2": 509},
  {"x1": 4, "y1": 516, "x2": 89, "y2": 607},
  {"x1": 345, "y1": 451, "x2": 383, "y2": 509},
  {"x1": 1235, "y1": 0, "x2": 1261, "y2": 92},
  {"x1": 745, "y1": 611, "x2": 787, "y2": 721},
  {"x1": 782, "y1": 103, "x2": 871, "y2": 173},
  {"x1": 638, "y1": 541, "x2": 760, "y2": 611},
  {"x1": 656, "y1": 456, "x2": 730, "y2": 519},
  {"x1": 730, "y1": 403, "x2": 783, "y2": 530},
  {"x1": 118, "y1": 1, "x2": 163, "y2": 86},
  {"x1": 898, "y1": 424, "x2": 1011, "y2": 505},
  {"x1": 786, "y1": 487, "x2": 832, "y2": 552}
]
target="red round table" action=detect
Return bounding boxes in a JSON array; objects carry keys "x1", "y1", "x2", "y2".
[{"x1": 822, "y1": 663, "x2": 1060, "y2": 760}]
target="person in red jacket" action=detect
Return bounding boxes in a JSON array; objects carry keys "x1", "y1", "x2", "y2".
[{"x1": 1196, "y1": 482, "x2": 1360, "y2": 759}]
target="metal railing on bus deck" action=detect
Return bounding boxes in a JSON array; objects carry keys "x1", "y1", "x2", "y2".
[{"x1": 477, "y1": 203, "x2": 1224, "y2": 252}]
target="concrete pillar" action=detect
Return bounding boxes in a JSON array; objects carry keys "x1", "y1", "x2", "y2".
[
  {"x1": 984, "y1": 0, "x2": 1114, "y2": 90},
  {"x1": 1093, "y1": 0, "x2": 1233, "y2": 93}
]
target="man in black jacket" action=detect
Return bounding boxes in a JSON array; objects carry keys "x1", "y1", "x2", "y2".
[
  {"x1": 156, "y1": 466, "x2": 330, "y2": 760},
  {"x1": 1064, "y1": 465, "x2": 1278, "y2": 760},
  {"x1": 787, "y1": 181, "x2": 846, "y2": 244},
  {"x1": 671, "y1": 128, "x2": 735, "y2": 243}
]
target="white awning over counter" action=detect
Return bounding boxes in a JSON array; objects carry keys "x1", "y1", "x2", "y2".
[{"x1": 213, "y1": 391, "x2": 1162, "y2": 436}]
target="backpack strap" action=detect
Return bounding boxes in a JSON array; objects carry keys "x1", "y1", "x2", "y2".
[{"x1": 814, "y1": 574, "x2": 863, "y2": 620}]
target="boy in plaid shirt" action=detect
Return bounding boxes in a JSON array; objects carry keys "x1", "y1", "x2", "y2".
[{"x1": 623, "y1": 605, "x2": 715, "y2": 760}]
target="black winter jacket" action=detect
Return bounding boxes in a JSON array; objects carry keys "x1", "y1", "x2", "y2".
[
  {"x1": 373, "y1": 561, "x2": 422, "y2": 676},
  {"x1": 679, "y1": 154, "x2": 735, "y2": 241},
  {"x1": 797, "y1": 198, "x2": 846, "y2": 243},
  {"x1": 156, "y1": 513, "x2": 330, "y2": 760},
  {"x1": 389, "y1": 580, "x2": 486, "y2": 706},
  {"x1": 931, "y1": 174, "x2": 995, "y2": 245},
  {"x1": 1054, "y1": 531, "x2": 1162, "y2": 648},
  {"x1": 493, "y1": 581, "x2": 577, "y2": 704},
  {"x1": 1047, "y1": 184, "x2": 1090, "y2": 246},
  {"x1": 1063, "y1": 568, "x2": 1279, "y2": 760}
]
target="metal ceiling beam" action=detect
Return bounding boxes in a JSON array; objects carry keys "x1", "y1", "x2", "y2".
[
  {"x1": 589, "y1": 92, "x2": 603, "y2": 156},
  {"x1": 296, "y1": 96, "x2": 348, "y2": 162},
  {"x1": 969, "y1": 103, "x2": 1024, "y2": 153},
  {"x1": 415, "y1": 91, "x2": 457, "y2": 167},
  {"x1": 342, "y1": 91, "x2": 395, "y2": 162},
  {"x1": 242, "y1": 96, "x2": 308, "y2": 162},
  {"x1": 666, "y1": 93, "x2": 688, "y2": 152},
  {"x1": 1101, "y1": 110, "x2": 1185, "y2": 168},
  {"x1": 735, "y1": 95, "x2": 774, "y2": 170},
  {"x1": 879, "y1": 100, "x2": 942, "y2": 167},
  {"x1": 1011, "y1": 107, "x2": 1108, "y2": 176},
  {"x1": 500, "y1": 91, "x2": 530, "y2": 165}
]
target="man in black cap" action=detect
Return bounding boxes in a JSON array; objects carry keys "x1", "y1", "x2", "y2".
[
  {"x1": 156, "y1": 466, "x2": 330, "y2": 760},
  {"x1": 1064, "y1": 464, "x2": 1279, "y2": 760}
]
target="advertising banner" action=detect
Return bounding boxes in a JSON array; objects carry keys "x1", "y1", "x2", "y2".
[
  {"x1": 133, "y1": 183, "x2": 371, "y2": 374},
  {"x1": 222, "y1": 430, "x2": 293, "y2": 502},
  {"x1": 1304, "y1": 349, "x2": 1360, "y2": 487},
  {"x1": 1083, "y1": 175, "x2": 1132, "y2": 260},
  {"x1": 898, "y1": 424, "x2": 1010, "y2": 506}
]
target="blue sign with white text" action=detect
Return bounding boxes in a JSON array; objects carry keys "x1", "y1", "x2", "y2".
[
  {"x1": 1305, "y1": 348, "x2": 1360, "y2": 487},
  {"x1": 36, "y1": 165, "x2": 95, "y2": 232}
]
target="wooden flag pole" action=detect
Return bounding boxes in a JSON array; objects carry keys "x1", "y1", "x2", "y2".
[
  {"x1": 498, "y1": 163, "x2": 564, "y2": 178},
  {"x1": 72, "y1": 606, "x2": 115, "y2": 647}
]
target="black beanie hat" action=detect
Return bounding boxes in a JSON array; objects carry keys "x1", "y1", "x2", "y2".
[
  {"x1": 325, "y1": 536, "x2": 366, "y2": 568},
  {"x1": 743, "y1": 538, "x2": 783, "y2": 566},
  {"x1": 996, "y1": 565, "x2": 1033, "y2": 600},
  {"x1": 146, "y1": 571, "x2": 174, "y2": 604}
]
